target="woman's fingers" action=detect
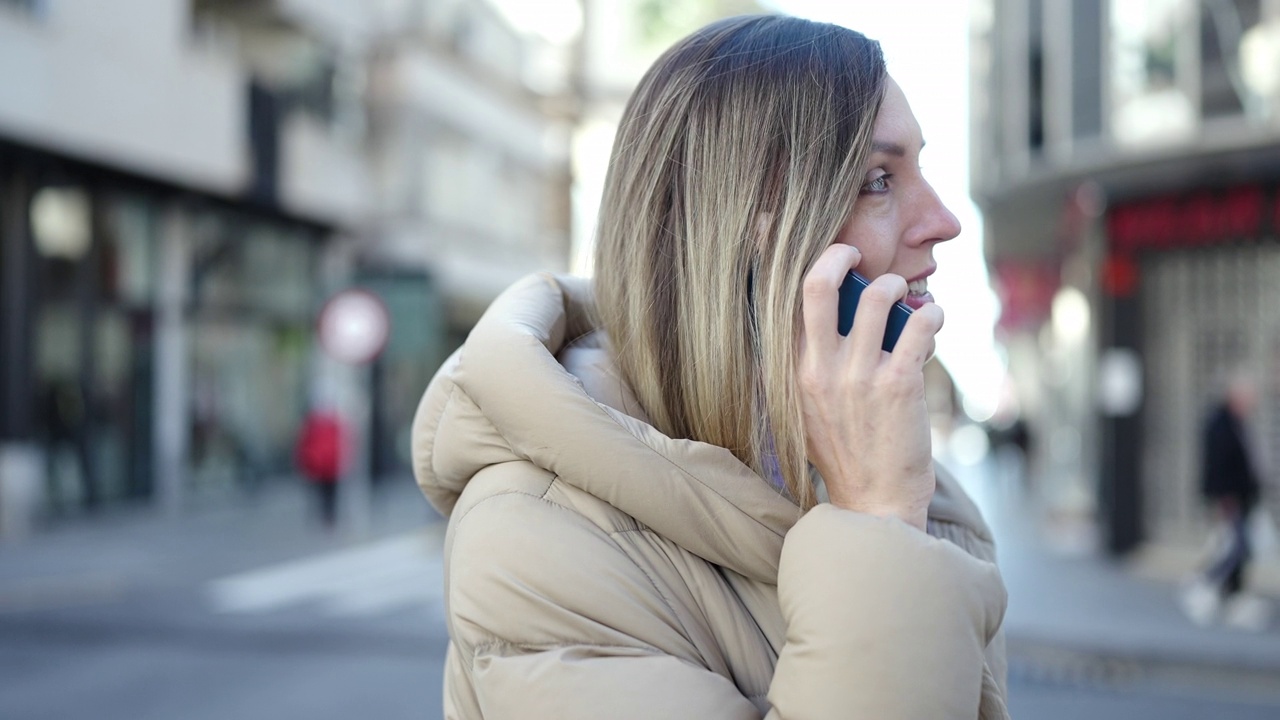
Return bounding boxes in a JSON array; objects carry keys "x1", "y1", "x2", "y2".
[
  {"x1": 801, "y1": 244, "x2": 861, "y2": 358},
  {"x1": 888, "y1": 302, "x2": 944, "y2": 369},
  {"x1": 847, "y1": 273, "x2": 907, "y2": 370}
]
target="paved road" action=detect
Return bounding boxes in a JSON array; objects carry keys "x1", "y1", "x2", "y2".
[
  {"x1": 0, "y1": 481, "x2": 450, "y2": 720},
  {"x1": 1008, "y1": 684, "x2": 1280, "y2": 720},
  {"x1": 3, "y1": 476, "x2": 1280, "y2": 718},
  {"x1": 1004, "y1": 637, "x2": 1280, "y2": 719}
]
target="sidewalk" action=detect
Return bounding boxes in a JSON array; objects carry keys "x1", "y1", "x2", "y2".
[
  {"x1": 0, "y1": 477, "x2": 451, "y2": 720},
  {"x1": 950, "y1": 458, "x2": 1280, "y2": 677},
  {"x1": 5, "y1": 461, "x2": 1280, "y2": 679},
  {"x1": 0, "y1": 475, "x2": 441, "y2": 615}
]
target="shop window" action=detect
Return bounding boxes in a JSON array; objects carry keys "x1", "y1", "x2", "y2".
[
  {"x1": 28, "y1": 188, "x2": 157, "y2": 510},
  {"x1": 1240, "y1": 16, "x2": 1280, "y2": 116},
  {"x1": 1027, "y1": 0, "x2": 1045, "y2": 155},
  {"x1": 107, "y1": 196, "x2": 158, "y2": 307},
  {"x1": 1142, "y1": 243, "x2": 1280, "y2": 543},
  {"x1": 1200, "y1": 0, "x2": 1260, "y2": 119},
  {"x1": 1110, "y1": 0, "x2": 1197, "y2": 145},
  {"x1": 1071, "y1": 0, "x2": 1105, "y2": 140},
  {"x1": 188, "y1": 213, "x2": 318, "y2": 491},
  {"x1": 241, "y1": 225, "x2": 313, "y2": 321},
  {"x1": 358, "y1": 270, "x2": 446, "y2": 479}
]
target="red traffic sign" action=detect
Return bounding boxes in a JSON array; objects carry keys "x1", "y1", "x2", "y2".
[{"x1": 317, "y1": 289, "x2": 390, "y2": 365}]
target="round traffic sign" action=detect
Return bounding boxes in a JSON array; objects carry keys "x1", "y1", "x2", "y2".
[{"x1": 317, "y1": 289, "x2": 390, "y2": 365}]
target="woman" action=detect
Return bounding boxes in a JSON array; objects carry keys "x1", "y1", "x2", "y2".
[{"x1": 412, "y1": 14, "x2": 1008, "y2": 719}]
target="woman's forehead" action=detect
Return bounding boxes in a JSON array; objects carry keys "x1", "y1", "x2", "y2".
[{"x1": 874, "y1": 77, "x2": 924, "y2": 150}]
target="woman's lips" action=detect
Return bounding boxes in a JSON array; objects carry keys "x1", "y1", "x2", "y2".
[{"x1": 903, "y1": 291, "x2": 934, "y2": 310}]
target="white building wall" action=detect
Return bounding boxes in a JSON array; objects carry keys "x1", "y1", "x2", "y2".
[
  {"x1": 364, "y1": 0, "x2": 575, "y2": 327},
  {"x1": 279, "y1": 113, "x2": 373, "y2": 227},
  {"x1": 0, "y1": 0, "x2": 247, "y2": 194},
  {"x1": 394, "y1": 48, "x2": 561, "y2": 170}
]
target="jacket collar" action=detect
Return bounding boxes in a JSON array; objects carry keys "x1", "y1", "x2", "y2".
[{"x1": 415, "y1": 273, "x2": 992, "y2": 584}]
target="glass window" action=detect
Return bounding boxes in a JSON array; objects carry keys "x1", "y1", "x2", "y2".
[
  {"x1": 1027, "y1": 0, "x2": 1045, "y2": 155},
  {"x1": 1110, "y1": 0, "x2": 1197, "y2": 145},
  {"x1": 190, "y1": 212, "x2": 315, "y2": 321},
  {"x1": 1072, "y1": 0, "x2": 1106, "y2": 140},
  {"x1": 107, "y1": 195, "x2": 158, "y2": 307},
  {"x1": 187, "y1": 212, "x2": 318, "y2": 493},
  {"x1": 242, "y1": 224, "x2": 314, "y2": 321},
  {"x1": 1200, "y1": 0, "x2": 1260, "y2": 119}
]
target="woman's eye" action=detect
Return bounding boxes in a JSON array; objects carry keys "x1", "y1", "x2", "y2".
[{"x1": 861, "y1": 174, "x2": 892, "y2": 194}]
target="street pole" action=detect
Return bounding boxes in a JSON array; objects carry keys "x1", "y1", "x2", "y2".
[
  {"x1": 154, "y1": 202, "x2": 192, "y2": 517},
  {"x1": 338, "y1": 361, "x2": 373, "y2": 539},
  {"x1": 317, "y1": 288, "x2": 388, "y2": 540}
]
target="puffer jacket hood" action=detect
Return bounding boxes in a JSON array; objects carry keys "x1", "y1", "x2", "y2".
[{"x1": 412, "y1": 273, "x2": 995, "y2": 584}]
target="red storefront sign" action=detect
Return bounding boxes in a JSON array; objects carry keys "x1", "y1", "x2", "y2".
[
  {"x1": 994, "y1": 260, "x2": 1060, "y2": 334},
  {"x1": 1103, "y1": 184, "x2": 1275, "y2": 296},
  {"x1": 1107, "y1": 185, "x2": 1269, "y2": 252}
]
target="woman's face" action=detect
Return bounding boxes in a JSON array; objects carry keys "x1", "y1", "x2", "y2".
[{"x1": 834, "y1": 76, "x2": 961, "y2": 311}]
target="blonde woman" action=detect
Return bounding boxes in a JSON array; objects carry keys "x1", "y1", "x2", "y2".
[{"x1": 412, "y1": 14, "x2": 1008, "y2": 719}]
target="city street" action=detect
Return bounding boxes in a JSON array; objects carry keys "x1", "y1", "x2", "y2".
[
  {"x1": 2, "y1": 470, "x2": 1279, "y2": 719},
  {"x1": 4, "y1": 1, "x2": 1280, "y2": 718},
  {"x1": 0, "y1": 481, "x2": 448, "y2": 720},
  {"x1": 1004, "y1": 629, "x2": 1280, "y2": 718}
]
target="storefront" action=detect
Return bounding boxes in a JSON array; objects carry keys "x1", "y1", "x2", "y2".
[
  {"x1": 185, "y1": 210, "x2": 320, "y2": 496},
  {"x1": 1102, "y1": 183, "x2": 1280, "y2": 549},
  {"x1": 0, "y1": 151, "x2": 333, "y2": 518}
]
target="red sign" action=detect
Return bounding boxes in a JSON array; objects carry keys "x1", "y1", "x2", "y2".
[
  {"x1": 994, "y1": 260, "x2": 1060, "y2": 334},
  {"x1": 1101, "y1": 253, "x2": 1139, "y2": 298},
  {"x1": 1107, "y1": 185, "x2": 1268, "y2": 252}
]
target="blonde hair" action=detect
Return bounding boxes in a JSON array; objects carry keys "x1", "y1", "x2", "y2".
[{"x1": 593, "y1": 15, "x2": 886, "y2": 509}]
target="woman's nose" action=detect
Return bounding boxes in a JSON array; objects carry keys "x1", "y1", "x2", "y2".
[{"x1": 919, "y1": 182, "x2": 961, "y2": 244}]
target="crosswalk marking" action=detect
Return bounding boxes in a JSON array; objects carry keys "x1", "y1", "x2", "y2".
[{"x1": 207, "y1": 525, "x2": 446, "y2": 618}]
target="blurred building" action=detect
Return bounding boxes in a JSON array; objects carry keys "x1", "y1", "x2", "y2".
[
  {"x1": 571, "y1": 0, "x2": 765, "y2": 271},
  {"x1": 0, "y1": 0, "x2": 575, "y2": 528},
  {"x1": 970, "y1": 0, "x2": 1280, "y2": 554},
  {"x1": 363, "y1": 0, "x2": 575, "y2": 327}
]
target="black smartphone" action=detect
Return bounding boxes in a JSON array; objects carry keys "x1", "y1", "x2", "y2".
[{"x1": 836, "y1": 271, "x2": 913, "y2": 352}]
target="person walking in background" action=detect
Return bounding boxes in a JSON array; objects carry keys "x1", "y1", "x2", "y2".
[
  {"x1": 411, "y1": 14, "x2": 1008, "y2": 719},
  {"x1": 295, "y1": 406, "x2": 347, "y2": 528},
  {"x1": 1182, "y1": 369, "x2": 1270, "y2": 630}
]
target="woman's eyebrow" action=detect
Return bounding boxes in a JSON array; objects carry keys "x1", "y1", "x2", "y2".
[
  {"x1": 870, "y1": 139, "x2": 926, "y2": 157},
  {"x1": 871, "y1": 140, "x2": 906, "y2": 156}
]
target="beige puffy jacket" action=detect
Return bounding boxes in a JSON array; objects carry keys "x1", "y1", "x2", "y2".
[{"x1": 412, "y1": 273, "x2": 1010, "y2": 719}]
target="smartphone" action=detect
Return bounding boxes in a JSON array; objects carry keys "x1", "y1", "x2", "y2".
[{"x1": 836, "y1": 271, "x2": 914, "y2": 352}]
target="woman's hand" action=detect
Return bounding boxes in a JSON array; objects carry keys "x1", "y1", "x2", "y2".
[{"x1": 797, "y1": 244, "x2": 943, "y2": 530}]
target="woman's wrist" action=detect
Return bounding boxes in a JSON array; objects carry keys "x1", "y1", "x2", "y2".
[{"x1": 828, "y1": 497, "x2": 928, "y2": 531}]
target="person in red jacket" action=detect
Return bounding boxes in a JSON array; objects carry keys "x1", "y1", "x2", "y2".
[{"x1": 295, "y1": 408, "x2": 348, "y2": 527}]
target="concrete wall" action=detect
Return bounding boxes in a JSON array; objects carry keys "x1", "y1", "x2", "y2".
[
  {"x1": 0, "y1": 0, "x2": 247, "y2": 194},
  {"x1": 279, "y1": 113, "x2": 372, "y2": 226}
]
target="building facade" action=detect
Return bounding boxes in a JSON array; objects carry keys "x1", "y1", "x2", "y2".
[
  {"x1": 970, "y1": 0, "x2": 1280, "y2": 553},
  {"x1": 0, "y1": 0, "x2": 576, "y2": 533},
  {"x1": 571, "y1": 0, "x2": 765, "y2": 272}
]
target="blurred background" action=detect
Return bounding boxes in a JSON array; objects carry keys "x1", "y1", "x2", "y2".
[{"x1": 2, "y1": 0, "x2": 1280, "y2": 718}]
